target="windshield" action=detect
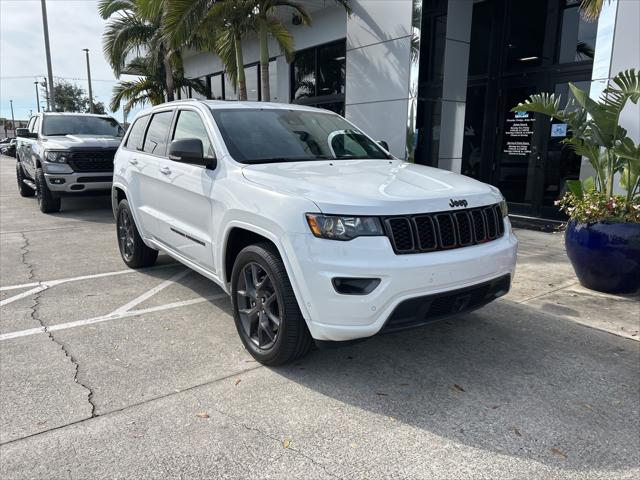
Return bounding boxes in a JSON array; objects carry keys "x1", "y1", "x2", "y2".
[
  {"x1": 210, "y1": 108, "x2": 390, "y2": 164},
  {"x1": 42, "y1": 115, "x2": 124, "y2": 137}
]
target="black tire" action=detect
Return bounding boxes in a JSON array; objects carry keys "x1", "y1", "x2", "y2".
[
  {"x1": 231, "y1": 243, "x2": 313, "y2": 365},
  {"x1": 35, "y1": 167, "x2": 61, "y2": 213},
  {"x1": 116, "y1": 199, "x2": 158, "y2": 268},
  {"x1": 16, "y1": 162, "x2": 35, "y2": 197}
]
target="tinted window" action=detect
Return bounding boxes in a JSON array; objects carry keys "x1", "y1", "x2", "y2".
[
  {"x1": 211, "y1": 73, "x2": 223, "y2": 100},
  {"x1": 318, "y1": 42, "x2": 346, "y2": 96},
  {"x1": 125, "y1": 116, "x2": 149, "y2": 150},
  {"x1": 211, "y1": 108, "x2": 388, "y2": 164},
  {"x1": 558, "y1": 2, "x2": 597, "y2": 63},
  {"x1": 172, "y1": 110, "x2": 214, "y2": 158},
  {"x1": 224, "y1": 74, "x2": 237, "y2": 101},
  {"x1": 505, "y1": 0, "x2": 546, "y2": 68},
  {"x1": 292, "y1": 49, "x2": 316, "y2": 100},
  {"x1": 143, "y1": 111, "x2": 174, "y2": 156},
  {"x1": 42, "y1": 115, "x2": 124, "y2": 136}
]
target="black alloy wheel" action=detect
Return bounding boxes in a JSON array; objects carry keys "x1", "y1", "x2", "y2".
[
  {"x1": 236, "y1": 262, "x2": 282, "y2": 350},
  {"x1": 115, "y1": 199, "x2": 158, "y2": 268},
  {"x1": 117, "y1": 207, "x2": 135, "y2": 263}
]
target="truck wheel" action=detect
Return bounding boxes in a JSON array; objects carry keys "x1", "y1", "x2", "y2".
[
  {"x1": 35, "y1": 168, "x2": 61, "y2": 213},
  {"x1": 231, "y1": 243, "x2": 313, "y2": 365},
  {"x1": 116, "y1": 199, "x2": 158, "y2": 268},
  {"x1": 16, "y1": 162, "x2": 35, "y2": 197}
]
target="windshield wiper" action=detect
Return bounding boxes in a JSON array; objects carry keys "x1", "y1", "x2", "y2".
[{"x1": 245, "y1": 156, "x2": 328, "y2": 165}]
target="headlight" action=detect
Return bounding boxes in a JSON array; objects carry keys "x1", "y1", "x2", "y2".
[
  {"x1": 45, "y1": 151, "x2": 71, "y2": 163},
  {"x1": 306, "y1": 214, "x2": 384, "y2": 241},
  {"x1": 499, "y1": 199, "x2": 508, "y2": 217}
]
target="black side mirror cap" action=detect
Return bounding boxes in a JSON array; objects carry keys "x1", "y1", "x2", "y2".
[
  {"x1": 378, "y1": 140, "x2": 389, "y2": 151},
  {"x1": 168, "y1": 138, "x2": 215, "y2": 169},
  {"x1": 15, "y1": 128, "x2": 30, "y2": 138}
]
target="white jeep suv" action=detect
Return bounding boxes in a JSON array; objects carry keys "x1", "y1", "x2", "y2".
[{"x1": 113, "y1": 100, "x2": 518, "y2": 365}]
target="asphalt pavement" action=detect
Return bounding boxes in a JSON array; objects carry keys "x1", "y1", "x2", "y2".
[{"x1": 0, "y1": 155, "x2": 638, "y2": 479}]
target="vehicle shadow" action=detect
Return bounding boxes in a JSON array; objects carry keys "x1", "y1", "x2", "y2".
[
  {"x1": 53, "y1": 194, "x2": 114, "y2": 224},
  {"x1": 266, "y1": 299, "x2": 639, "y2": 472}
]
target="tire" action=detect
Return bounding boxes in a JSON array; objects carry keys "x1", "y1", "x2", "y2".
[
  {"x1": 116, "y1": 199, "x2": 158, "y2": 268},
  {"x1": 35, "y1": 167, "x2": 61, "y2": 213},
  {"x1": 231, "y1": 243, "x2": 313, "y2": 365},
  {"x1": 16, "y1": 162, "x2": 35, "y2": 197}
]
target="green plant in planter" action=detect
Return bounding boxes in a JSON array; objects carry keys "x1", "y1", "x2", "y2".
[{"x1": 512, "y1": 69, "x2": 640, "y2": 223}]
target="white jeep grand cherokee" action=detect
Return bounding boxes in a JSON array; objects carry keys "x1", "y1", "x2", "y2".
[{"x1": 113, "y1": 100, "x2": 518, "y2": 365}]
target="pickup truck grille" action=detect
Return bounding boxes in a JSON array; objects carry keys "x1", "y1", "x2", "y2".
[
  {"x1": 67, "y1": 150, "x2": 116, "y2": 172},
  {"x1": 384, "y1": 203, "x2": 505, "y2": 254}
]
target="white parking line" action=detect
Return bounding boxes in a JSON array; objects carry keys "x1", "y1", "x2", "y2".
[
  {"x1": 0, "y1": 263, "x2": 180, "y2": 292},
  {"x1": 0, "y1": 294, "x2": 228, "y2": 341},
  {"x1": 109, "y1": 269, "x2": 191, "y2": 315},
  {"x1": 0, "y1": 285, "x2": 48, "y2": 307}
]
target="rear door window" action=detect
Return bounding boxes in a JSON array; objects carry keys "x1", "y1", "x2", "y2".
[
  {"x1": 143, "y1": 111, "x2": 174, "y2": 156},
  {"x1": 125, "y1": 116, "x2": 149, "y2": 150}
]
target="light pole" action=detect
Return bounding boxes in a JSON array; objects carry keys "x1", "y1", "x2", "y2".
[
  {"x1": 40, "y1": 0, "x2": 56, "y2": 111},
  {"x1": 43, "y1": 78, "x2": 50, "y2": 111},
  {"x1": 83, "y1": 48, "x2": 94, "y2": 113},
  {"x1": 10, "y1": 100, "x2": 16, "y2": 134},
  {"x1": 34, "y1": 81, "x2": 41, "y2": 113}
]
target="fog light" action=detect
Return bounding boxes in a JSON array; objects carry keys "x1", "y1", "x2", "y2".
[
  {"x1": 49, "y1": 177, "x2": 65, "y2": 185},
  {"x1": 332, "y1": 277, "x2": 381, "y2": 295}
]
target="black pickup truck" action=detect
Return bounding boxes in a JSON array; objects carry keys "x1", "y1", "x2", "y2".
[{"x1": 15, "y1": 112, "x2": 124, "y2": 213}]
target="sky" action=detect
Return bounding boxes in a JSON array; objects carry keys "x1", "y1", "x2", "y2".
[{"x1": 0, "y1": 0, "x2": 140, "y2": 123}]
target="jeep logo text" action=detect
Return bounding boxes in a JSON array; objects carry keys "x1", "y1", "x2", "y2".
[{"x1": 449, "y1": 199, "x2": 468, "y2": 208}]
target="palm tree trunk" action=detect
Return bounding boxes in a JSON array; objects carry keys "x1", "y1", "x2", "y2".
[
  {"x1": 164, "y1": 54, "x2": 175, "y2": 102},
  {"x1": 235, "y1": 33, "x2": 247, "y2": 101},
  {"x1": 259, "y1": 19, "x2": 270, "y2": 102}
]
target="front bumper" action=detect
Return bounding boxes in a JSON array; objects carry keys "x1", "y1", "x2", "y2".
[
  {"x1": 44, "y1": 171, "x2": 113, "y2": 193},
  {"x1": 287, "y1": 219, "x2": 518, "y2": 341}
]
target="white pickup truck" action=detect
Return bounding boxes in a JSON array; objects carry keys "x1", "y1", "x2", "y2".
[
  {"x1": 112, "y1": 100, "x2": 518, "y2": 365},
  {"x1": 15, "y1": 112, "x2": 124, "y2": 213}
]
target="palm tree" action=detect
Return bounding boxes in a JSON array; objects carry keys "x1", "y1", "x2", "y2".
[
  {"x1": 579, "y1": 0, "x2": 611, "y2": 22},
  {"x1": 99, "y1": 0, "x2": 178, "y2": 102},
  {"x1": 110, "y1": 56, "x2": 207, "y2": 111}
]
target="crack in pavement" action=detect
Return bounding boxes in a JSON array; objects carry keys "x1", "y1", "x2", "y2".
[{"x1": 19, "y1": 231, "x2": 98, "y2": 419}]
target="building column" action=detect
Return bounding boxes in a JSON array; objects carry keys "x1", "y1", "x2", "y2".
[
  {"x1": 437, "y1": 0, "x2": 473, "y2": 173},
  {"x1": 344, "y1": 0, "x2": 414, "y2": 159}
]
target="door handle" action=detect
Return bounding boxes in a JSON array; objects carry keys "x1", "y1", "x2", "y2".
[
  {"x1": 160, "y1": 166, "x2": 172, "y2": 175},
  {"x1": 129, "y1": 158, "x2": 138, "y2": 165}
]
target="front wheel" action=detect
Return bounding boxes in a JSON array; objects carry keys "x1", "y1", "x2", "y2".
[
  {"x1": 231, "y1": 243, "x2": 313, "y2": 365},
  {"x1": 35, "y1": 168, "x2": 61, "y2": 213},
  {"x1": 116, "y1": 199, "x2": 158, "y2": 268},
  {"x1": 16, "y1": 162, "x2": 35, "y2": 197}
]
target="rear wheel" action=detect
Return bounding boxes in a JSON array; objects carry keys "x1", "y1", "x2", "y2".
[
  {"x1": 16, "y1": 162, "x2": 35, "y2": 197},
  {"x1": 231, "y1": 243, "x2": 313, "y2": 365},
  {"x1": 35, "y1": 167, "x2": 61, "y2": 213},
  {"x1": 116, "y1": 199, "x2": 158, "y2": 268}
]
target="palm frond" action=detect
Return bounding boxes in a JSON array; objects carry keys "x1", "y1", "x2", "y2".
[
  {"x1": 579, "y1": 0, "x2": 607, "y2": 22},
  {"x1": 266, "y1": 17, "x2": 295, "y2": 62},
  {"x1": 97, "y1": 0, "x2": 135, "y2": 19}
]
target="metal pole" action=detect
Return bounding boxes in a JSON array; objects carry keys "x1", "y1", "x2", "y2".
[
  {"x1": 35, "y1": 82, "x2": 41, "y2": 113},
  {"x1": 40, "y1": 0, "x2": 56, "y2": 111},
  {"x1": 43, "y1": 78, "x2": 50, "y2": 111},
  {"x1": 10, "y1": 100, "x2": 16, "y2": 134},
  {"x1": 83, "y1": 48, "x2": 94, "y2": 113}
]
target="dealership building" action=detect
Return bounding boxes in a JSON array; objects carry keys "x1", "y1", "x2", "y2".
[{"x1": 182, "y1": 0, "x2": 640, "y2": 222}]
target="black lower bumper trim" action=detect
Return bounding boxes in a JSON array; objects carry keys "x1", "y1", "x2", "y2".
[{"x1": 381, "y1": 274, "x2": 511, "y2": 333}]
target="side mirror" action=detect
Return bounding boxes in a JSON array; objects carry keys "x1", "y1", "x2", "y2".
[
  {"x1": 168, "y1": 138, "x2": 215, "y2": 168},
  {"x1": 15, "y1": 128, "x2": 30, "y2": 138},
  {"x1": 378, "y1": 140, "x2": 389, "y2": 151}
]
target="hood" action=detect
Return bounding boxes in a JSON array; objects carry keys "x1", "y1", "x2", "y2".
[
  {"x1": 242, "y1": 159, "x2": 502, "y2": 215},
  {"x1": 42, "y1": 134, "x2": 122, "y2": 150}
]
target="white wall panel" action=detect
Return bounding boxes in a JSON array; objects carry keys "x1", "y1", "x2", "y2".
[{"x1": 346, "y1": 0, "x2": 413, "y2": 49}]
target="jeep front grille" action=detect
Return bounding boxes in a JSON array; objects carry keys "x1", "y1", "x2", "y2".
[
  {"x1": 67, "y1": 150, "x2": 116, "y2": 173},
  {"x1": 383, "y1": 203, "x2": 505, "y2": 254}
]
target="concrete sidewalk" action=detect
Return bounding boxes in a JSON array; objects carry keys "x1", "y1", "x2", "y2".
[{"x1": 510, "y1": 229, "x2": 639, "y2": 341}]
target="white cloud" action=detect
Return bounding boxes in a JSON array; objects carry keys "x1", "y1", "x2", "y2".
[{"x1": 0, "y1": 0, "x2": 142, "y2": 123}]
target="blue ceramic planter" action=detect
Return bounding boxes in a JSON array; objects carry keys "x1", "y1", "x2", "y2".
[{"x1": 565, "y1": 221, "x2": 640, "y2": 294}]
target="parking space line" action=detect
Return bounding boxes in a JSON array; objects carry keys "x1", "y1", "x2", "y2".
[
  {"x1": 109, "y1": 269, "x2": 191, "y2": 315},
  {"x1": 0, "y1": 285, "x2": 48, "y2": 307},
  {"x1": 0, "y1": 263, "x2": 180, "y2": 293},
  {"x1": 0, "y1": 294, "x2": 228, "y2": 341}
]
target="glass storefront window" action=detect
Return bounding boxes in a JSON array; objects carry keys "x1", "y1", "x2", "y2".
[
  {"x1": 558, "y1": 2, "x2": 597, "y2": 63},
  {"x1": 318, "y1": 42, "x2": 346, "y2": 96},
  {"x1": 461, "y1": 86, "x2": 486, "y2": 180},
  {"x1": 505, "y1": 0, "x2": 546, "y2": 68},
  {"x1": 245, "y1": 64, "x2": 259, "y2": 101},
  {"x1": 293, "y1": 49, "x2": 316, "y2": 100},
  {"x1": 468, "y1": 0, "x2": 492, "y2": 76},
  {"x1": 224, "y1": 74, "x2": 237, "y2": 101},
  {"x1": 210, "y1": 74, "x2": 223, "y2": 100}
]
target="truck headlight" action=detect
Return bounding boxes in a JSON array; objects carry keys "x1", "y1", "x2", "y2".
[
  {"x1": 499, "y1": 200, "x2": 508, "y2": 217},
  {"x1": 306, "y1": 214, "x2": 384, "y2": 241},
  {"x1": 45, "y1": 151, "x2": 71, "y2": 163}
]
